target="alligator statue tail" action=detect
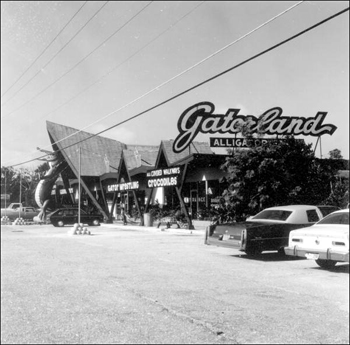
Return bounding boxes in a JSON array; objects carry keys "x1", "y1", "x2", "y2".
[{"x1": 34, "y1": 148, "x2": 68, "y2": 223}]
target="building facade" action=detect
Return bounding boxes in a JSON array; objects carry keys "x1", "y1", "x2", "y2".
[{"x1": 44, "y1": 121, "x2": 229, "y2": 228}]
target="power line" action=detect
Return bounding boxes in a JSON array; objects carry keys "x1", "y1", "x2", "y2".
[
  {"x1": 0, "y1": 0, "x2": 310, "y2": 166},
  {"x1": 1, "y1": 1, "x2": 108, "y2": 107},
  {"x1": 41, "y1": 1, "x2": 305, "y2": 146},
  {"x1": 29, "y1": 1, "x2": 205, "y2": 126},
  {"x1": 1, "y1": 1, "x2": 88, "y2": 100},
  {"x1": 40, "y1": 6, "x2": 350, "y2": 151},
  {"x1": 2, "y1": 1, "x2": 153, "y2": 118},
  {"x1": 3, "y1": 6, "x2": 349, "y2": 168},
  {"x1": 2, "y1": 0, "x2": 299, "y2": 166}
]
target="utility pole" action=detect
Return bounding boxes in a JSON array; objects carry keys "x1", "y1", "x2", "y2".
[
  {"x1": 4, "y1": 169, "x2": 7, "y2": 216},
  {"x1": 78, "y1": 147, "x2": 81, "y2": 224},
  {"x1": 19, "y1": 171, "x2": 22, "y2": 219}
]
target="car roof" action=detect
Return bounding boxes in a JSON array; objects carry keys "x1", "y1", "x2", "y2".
[
  {"x1": 262, "y1": 205, "x2": 319, "y2": 211},
  {"x1": 325, "y1": 208, "x2": 349, "y2": 215}
]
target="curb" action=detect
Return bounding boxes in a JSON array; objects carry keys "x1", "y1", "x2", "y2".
[{"x1": 101, "y1": 222, "x2": 205, "y2": 235}]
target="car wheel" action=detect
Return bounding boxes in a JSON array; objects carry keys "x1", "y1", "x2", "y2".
[
  {"x1": 245, "y1": 245, "x2": 262, "y2": 256},
  {"x1": 92, "y1": 219, "x2": 100, "y2": 226},
  {"x1": 315, "y1": 259, "x2": 337, "y2": 269},
  {"x1": 52, "y1": 222, "x2": 58, "y2": 227},
  {"x1": 57, "y1": 220, "x2": 65, "y2": 227}
]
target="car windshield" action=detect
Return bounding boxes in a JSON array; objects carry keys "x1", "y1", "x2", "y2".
[
  {"x1": 317, "y1": 212, "x2": 349, "y2": 225},
  {"x1": 252, "y1": 210, "x2": 292, "y2": 221}
]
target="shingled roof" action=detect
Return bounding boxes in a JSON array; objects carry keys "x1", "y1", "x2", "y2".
[
  {"x1": 46, "y1": 121, "x2": 216, "y2": 179},
  {"x1": 157, "y1": 140, "x2": 214, "y2": 166},
  {"x1": 122, "y1": 147, "x2": 158, "y2": 173},
  {"x1": 46, "y1": 121, "x2": 158, "y2": 177}
]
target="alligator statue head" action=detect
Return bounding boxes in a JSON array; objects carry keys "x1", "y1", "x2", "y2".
[{"x1": 33, "y1": 148, "x2": 68, "y2": 223}]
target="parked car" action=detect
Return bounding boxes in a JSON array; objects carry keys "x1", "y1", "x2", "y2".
[
  {"x1": 284, "y1": 209, "x2": 349, "y2": 269},
  {"x1": 1, "y1": 202, "x2": 40, "y2": 220},
  {"x1": 205, "y1": 205, "x2": 324, "y2": 256},
  {"x1": 50, "y1": 208, "x2": 104, "y2": 227}
]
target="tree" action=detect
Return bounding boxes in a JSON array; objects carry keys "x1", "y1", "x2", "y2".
[
  {"x1": 220, "y1": 136, "x2": 336, "y2": 221},
  {"x1": 34, "y1": 162, "x2": 49, "y2": 177},
  {"x1": 323, "y1": 176, "x2": 349, "y2": 208},
  {"x1": 329, "y1": 149, "x2": 343, "y2": 159},
  {"x1": 1, "y1": 166, "x2": 17, "y2": 206},
  {"x1": 1, "y1": 163, "x2": 49, "y2": 207}
]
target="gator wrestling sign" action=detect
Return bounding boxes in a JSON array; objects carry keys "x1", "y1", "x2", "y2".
[
  {"x1": 107, "y1": 181, "x2": 140, "y2": 192},
  {"x1": 172, "y1": 102, "x2": 337, "y2": 153}
]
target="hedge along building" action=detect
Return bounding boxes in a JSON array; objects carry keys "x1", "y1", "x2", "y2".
[{"x1": 44, "y1": 121, "x2": 229, "y2": 227}]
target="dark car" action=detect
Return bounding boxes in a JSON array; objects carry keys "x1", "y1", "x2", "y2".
[
  {"x1": 205, "y1": 205, "x2": 324, "y2": 256},
  {"x1": 50, "y1": 208, "x2": 104, "y2": 227}
]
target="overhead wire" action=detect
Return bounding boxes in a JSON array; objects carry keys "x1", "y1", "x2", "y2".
[
  {"x1": 2, "y1": 0, "x2": 299, "y2": 166},
  {"x1": 39, "y1": 1, "x2": 305, "y2": 146},
  {"x1": 29, "y1": 1, "x2": 206, "y2": 126},
  {"x1": 2, "y1": 1, "x2": 153, "y2": 118},
  {"x1": 5, "y1": 6, "x2": 348, "y2": 168},
  {"x1": 0, "y1": 1, "x2": 88, "y2": 100},
  {"x1": 0, "y1": 0, "x2": 307, "y2": 166},
  {"x1": 1, "y1": 1, "x2": 108, "y2": 107}
]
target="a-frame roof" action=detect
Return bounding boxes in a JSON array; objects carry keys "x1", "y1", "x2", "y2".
[
  {"x1": 46, "y1": 121, "x2": 159, "y2": 178},
  {"x1": 122, "y1": 148, "x2": 158, "y2": 176},
  {"x1": 47, "y1": 121, "x2": 125, "y2": 177},
  {"x1": 46, "y1": 121, "x2": 219, "y2": 180},
  {"x1": 155, "y1": 140, "x2": 214, "y2": 167}
]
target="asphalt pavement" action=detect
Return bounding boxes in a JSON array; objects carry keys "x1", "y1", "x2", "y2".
[{"x1": 1, "y1": 221, "x2": 348, "y2": 344}]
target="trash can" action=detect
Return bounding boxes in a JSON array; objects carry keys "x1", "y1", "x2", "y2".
[{"x1": 143, "y1": 213, "x2": 153, "y2": 227}]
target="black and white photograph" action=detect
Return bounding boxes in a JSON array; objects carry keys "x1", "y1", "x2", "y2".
[{"x1": 1, "y1": 1, "x2": 349, "y2": 344}]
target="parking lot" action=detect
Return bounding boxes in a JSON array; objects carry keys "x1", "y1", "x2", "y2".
[{"x1": 1, "y1": 223, "x2": 349, "y2": 344}]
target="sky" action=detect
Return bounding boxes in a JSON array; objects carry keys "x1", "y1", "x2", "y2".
[{"x1": 1, "y1": 1, "x2": 349, "y2": 170}]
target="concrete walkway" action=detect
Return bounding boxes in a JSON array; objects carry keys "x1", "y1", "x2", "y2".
[{"x1": 103, "y1": 220, "x2": 206, "y2": 235}]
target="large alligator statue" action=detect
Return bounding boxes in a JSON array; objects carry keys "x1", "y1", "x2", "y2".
[{"x1": 33, "y1": 148, "x2": 68, "y2": 223}]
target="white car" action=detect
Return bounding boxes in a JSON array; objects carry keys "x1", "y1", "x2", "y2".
[{"x1": 284, "y1": 209, "x2": 349, "y2": 269}]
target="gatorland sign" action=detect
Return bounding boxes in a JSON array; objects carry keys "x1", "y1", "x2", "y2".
[{"x1": 173, "y1": 102, "x2": 337, "y2": 153}]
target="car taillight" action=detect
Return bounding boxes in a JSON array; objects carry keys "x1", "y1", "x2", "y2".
[{"x1": 292, "y1": 238, "x2": 303, "y2": 243}]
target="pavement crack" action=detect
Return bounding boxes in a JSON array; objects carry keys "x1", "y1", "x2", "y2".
[{"x1": 125, "y1": 286, "x2": 239, "y2": 343}]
